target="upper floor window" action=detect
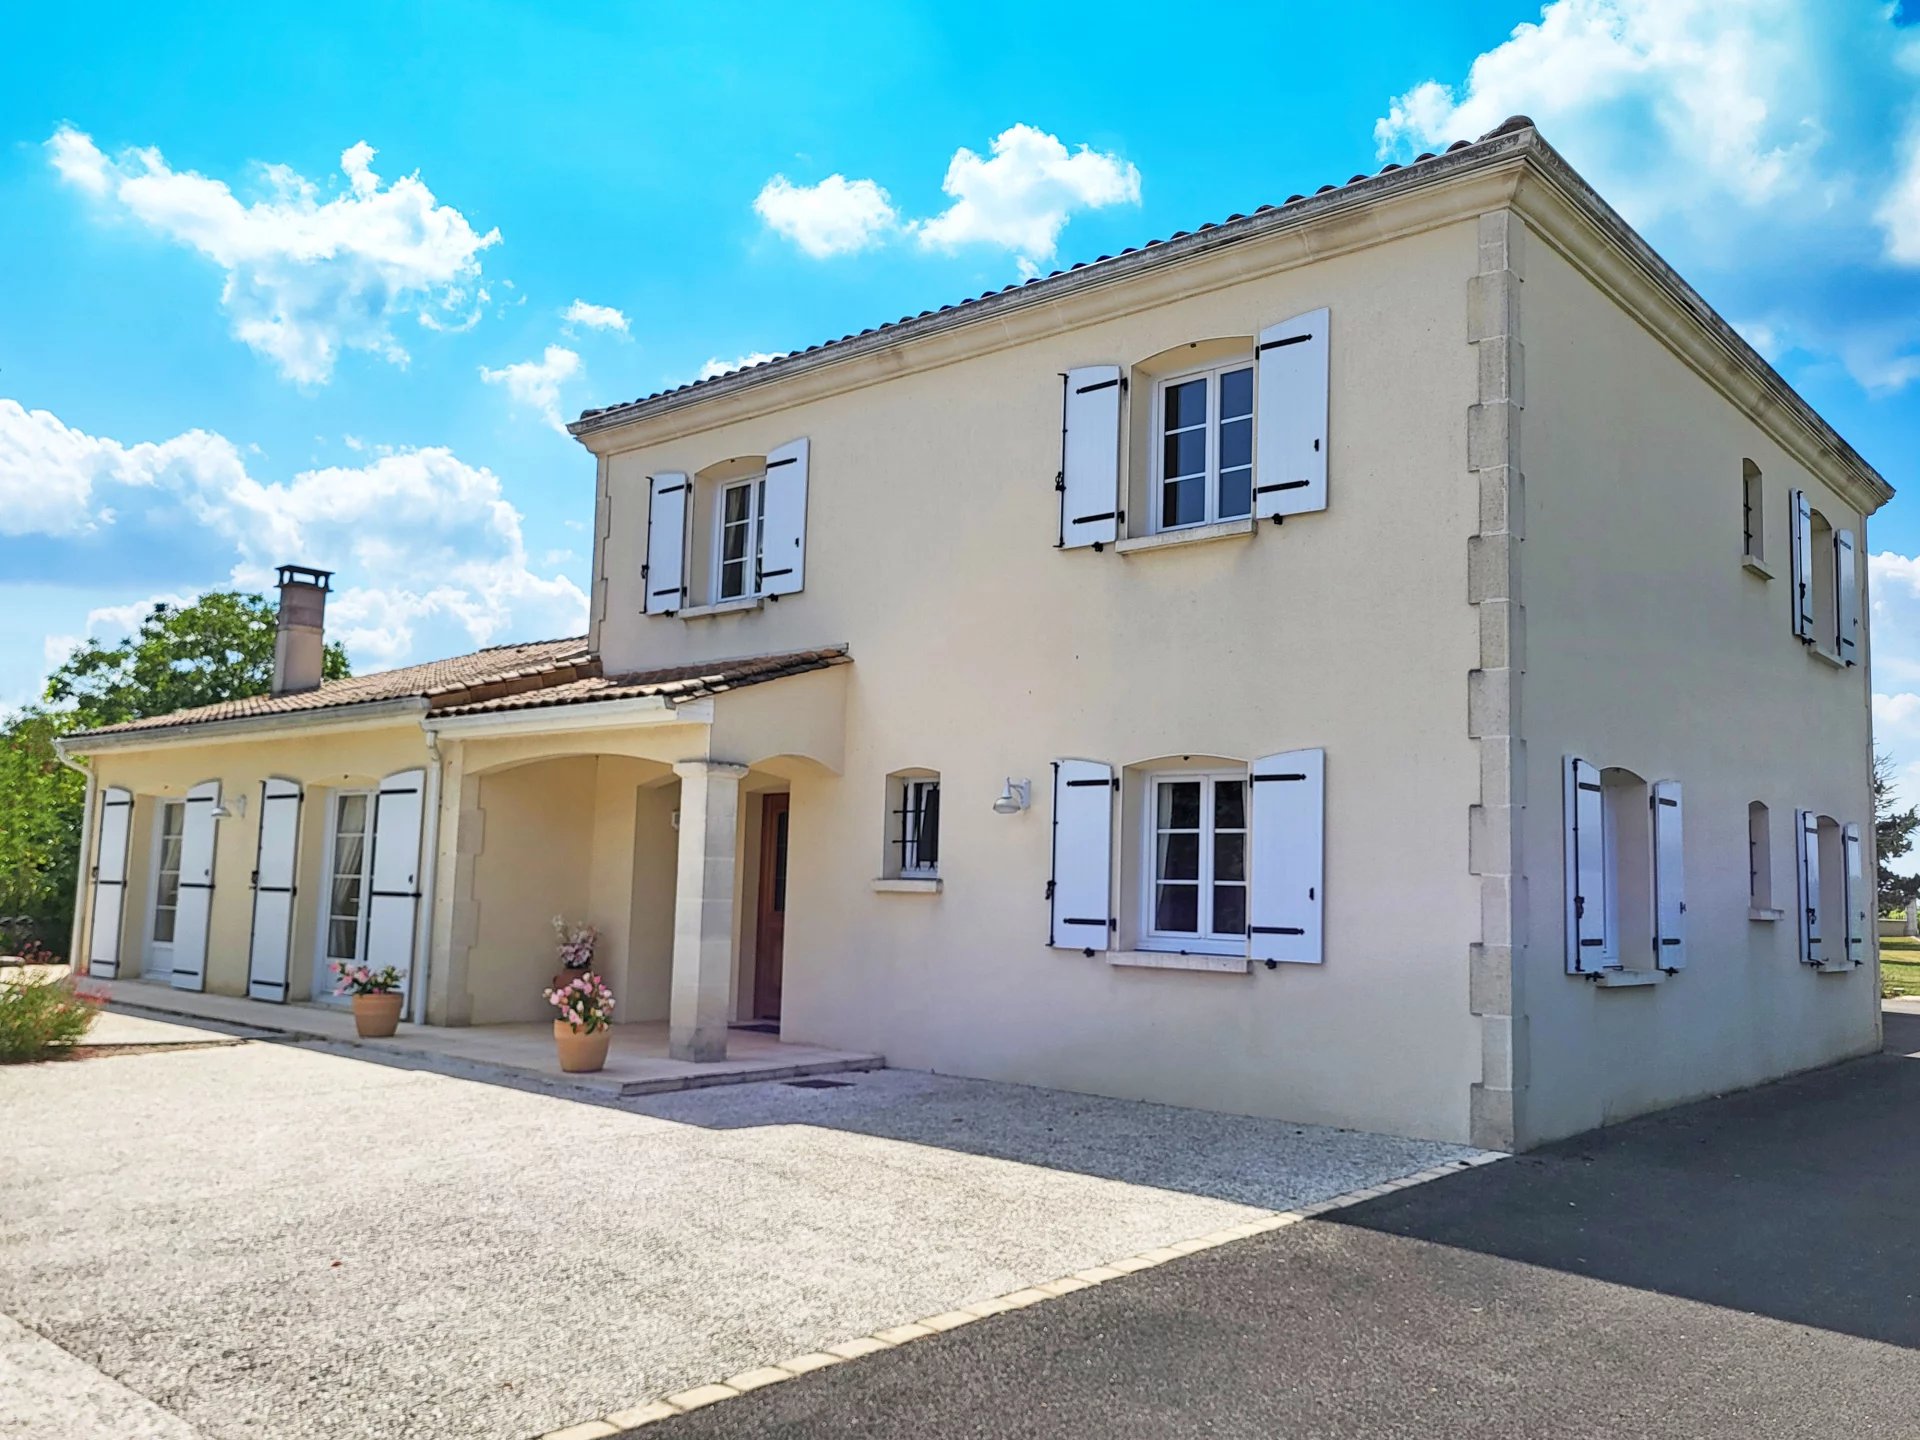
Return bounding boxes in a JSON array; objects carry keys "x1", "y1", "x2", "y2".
[
  {"x1": 1154, "y1": 361, "x2": 1254, "y2": 531},
  {"x1": 881, "y1": 769, "x2": 941, "y2": 880},
  {"x1": 716, "y1": 476, "x2": 766, "y2": 601}
]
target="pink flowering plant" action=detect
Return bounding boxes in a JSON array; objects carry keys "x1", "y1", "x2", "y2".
[
  {"x1": 544, "y1": 971, "x2": 615, "y2": 1034},
  {"x1": 552, "y1": 915, "x2": 599, "y2": 971},
  {"x1": 330, "y1": 962, "x2": 403, "y2": 996}
]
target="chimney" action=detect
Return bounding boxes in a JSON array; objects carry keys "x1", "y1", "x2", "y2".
[{"x1": 273, "y1": 565, "x2": 333, "y2": 695}]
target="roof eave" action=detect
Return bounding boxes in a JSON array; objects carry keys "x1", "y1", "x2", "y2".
[{"x1": 61, "y1": 696, "x2": 431, "y2": 754}]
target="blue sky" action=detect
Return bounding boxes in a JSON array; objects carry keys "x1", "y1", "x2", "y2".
[{"x1": 3, "y1": 0, "x2": 1920, "y2": 815}]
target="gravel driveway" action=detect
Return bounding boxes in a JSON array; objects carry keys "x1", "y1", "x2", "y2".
[{"x1": 1, "y1": 1027, "x2": 1479, "y2": 1439}]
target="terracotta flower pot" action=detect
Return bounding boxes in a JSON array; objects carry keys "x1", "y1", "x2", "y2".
[
  {"x1": 352, "y1": 992, "x2": 404, "y2": 1038},
  {"x1": 554, "y1": 1020, "x2": 611, "y2": 1073}
]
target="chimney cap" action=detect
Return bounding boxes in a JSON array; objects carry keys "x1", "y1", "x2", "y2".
[{"x1": 275, "y1": 565, "x2": 334, "y2": 591}]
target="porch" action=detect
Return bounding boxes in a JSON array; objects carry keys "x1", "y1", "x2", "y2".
[{"x1": 92, "y1": 977, "x2": 881, "y2": 1097}]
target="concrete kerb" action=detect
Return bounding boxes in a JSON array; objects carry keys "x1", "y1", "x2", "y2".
[{"x1": 532, "y1": 1150, "x2": 1511, "y2": 1439}]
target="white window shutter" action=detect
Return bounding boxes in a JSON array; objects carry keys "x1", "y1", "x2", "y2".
[
  {"x1": 1789, "y1": 489, "x2": 1813, "y2": 640},
  {"x1": 1059, "y1": 366, "x2": 1122, "y2": 549},
  {"x1": 1255, "y1": 308, "x2": 1329, "y2": 519},
  {"x1": 171, "y1": 780, "x2": 220, "y2": 992},
  {"x1": 1652, "y1": 780, "x2": 1686, "y2": 970},
  {"x1": 246, "y1": 778, "x2": 302, "y2": 1002},
  {"x1": 644, "y1": 472, "x2": 689, "y2": 615},
  {"x1": 759, "y1": 438, "x2": 809, "y2": 596},
  {"x1": 1049, "y1": 759, "x2": 1113, "y2": 951},
  {"x1": 1835, "y1": 526, "x2": 1859, "y2": 664},
  {"x1": 1564, "y1": 757, "x2": 1609, "y2": 972},
  {"x1": 1797, "y1": 808, "x2": 1822, "y2": 963},
  {"x1": 86, "y1": 786, "x2": 134, "y2": 978},
  {"x1": 1248, "y1": 748, "x2": 1325, "y2": 965},
  {"x1": 1843, "y1": 822, "x2": 1866, "y2": 965},
  {"x1": 364, "y1": 769, "x2": 426, "y2": 996}
]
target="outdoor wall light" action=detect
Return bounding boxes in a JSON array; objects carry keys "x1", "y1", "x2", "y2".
[
  {"x1": 992, "y1": 778, "x2": 1031, "y2": 815},
  {"x1": 212, "y1": 795, "x2": 246, "y2": 821}
]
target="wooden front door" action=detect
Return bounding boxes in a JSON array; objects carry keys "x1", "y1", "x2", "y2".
[{"x1": 754, "y1": 793, "x2": 790, "y2": 1021}]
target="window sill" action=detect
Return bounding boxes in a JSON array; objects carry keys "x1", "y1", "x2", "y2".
[
  {"x1": 1749, "y1": 906, "x2": 1785, "y2": 922},
  {"x1": 1590, "y1": 969, "x2": 1666, "y2": 989},
  {"x1": 871, "y1": 877, "x2": 941, "y2": 895},
  {"x1": 1109, "y1": 949, "x2": 1249, "y2": 974},
  {"x1": 678, "y1": 597, "x2": 763, "y2": 621},
  {"x1": 1742, "y1": 554, "x2": 1774, "y2": 579},
  {"x1": 1815, "y1": 959, "x2": 1858, "y2": 975},
  {"x1": 1114, "y1": 517, "x2": 1256, "y2": 556},
  {"x1": 1807, "y1": 645, "x2": 1847, "y2": 669}
]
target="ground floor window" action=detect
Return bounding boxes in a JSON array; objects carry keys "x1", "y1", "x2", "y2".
[
  {"x1": 151, "y1": 800, "x2": 184, "y2": 944},
  {"x1": 325, "y1": 791, "x2": 373, "y2": 964},
  {"x1": 1143, "y1": 772, "x2": 1247, "y2": 952}
]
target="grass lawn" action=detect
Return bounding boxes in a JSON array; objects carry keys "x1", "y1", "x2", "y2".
[{"x1": 1882, "y1": 936, "x2": 1920, "y2": 998}]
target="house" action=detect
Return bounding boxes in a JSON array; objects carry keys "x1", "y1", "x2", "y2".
[{"x1": 60, "y1": 118, "x2": 1890, "y2": 1151}]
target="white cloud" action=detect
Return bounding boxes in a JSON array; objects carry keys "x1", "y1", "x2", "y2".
[
  {"x1": 753, "y1": 174, "x2": 898, "y2": 258},
  {"x1": 562, "y1": 299, "x2": 630, "y2": 333},
  {"x1": 914, "y1": 124, "x2": 1141, "y2": 271},
  {"x1": 697, "y1": 351, "x2": 785, "y2": 382},
  {"x1": 0, "y1": 398, "x2": 585, "y2": 672},
  {"x1": 1372, "y1": 1, "x2": 1920, "y2": 393},
  {"x1": 47, "y1": 126, "x2": 500, "y2": 385},
  {"x1": 479, "y1": 345, "x2": 582, "y2": 433}
]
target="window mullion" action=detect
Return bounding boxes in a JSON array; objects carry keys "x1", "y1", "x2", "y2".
[{"x1": 1205, "y1": 367, "x2": 1221, "y2": 525}]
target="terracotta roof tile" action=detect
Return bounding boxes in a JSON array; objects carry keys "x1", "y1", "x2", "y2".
[
  {"x1": 70, "y1": 636, "x2": 593, "y2": 739},
  {"x1": 430, "y1": 647, "x2": 850, "y2": 718}
]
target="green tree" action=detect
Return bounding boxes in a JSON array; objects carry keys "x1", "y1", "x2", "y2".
[
  {"x1": 1876, "y1": 750, "x2": 1920, "y2": 915},
  {"x1": 0, "y1": 592, "x2": 349, "y2": 954},
  {"x1": 46, "y1": 592, "x2": 347, "y2": 729}
]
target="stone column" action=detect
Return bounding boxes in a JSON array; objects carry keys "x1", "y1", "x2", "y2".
[{"x1": 670, "y1": 760, "x2": 748, "y2": 1061}]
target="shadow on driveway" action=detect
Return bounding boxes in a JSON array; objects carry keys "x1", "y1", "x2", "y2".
[{"x1": 1328, "y1": 1008, "x2": 1920, "y2": 1350}]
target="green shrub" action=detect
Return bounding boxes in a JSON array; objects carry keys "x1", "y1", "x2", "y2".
[{"x1": 0, "y1": 974, "x2": 98, "y2": 1062}]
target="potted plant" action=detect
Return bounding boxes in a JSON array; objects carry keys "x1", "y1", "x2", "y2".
[
  {"x1": 332, "y1": 962, "x2": 405, "y2": 1038},
  {"x1": 544, "y1": 971, "x2": 616, "y2": 1073}
]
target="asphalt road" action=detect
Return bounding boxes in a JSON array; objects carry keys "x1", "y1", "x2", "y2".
[{"x1": 635, "y1": 1010, "x2": 1920, "y2": 1439}]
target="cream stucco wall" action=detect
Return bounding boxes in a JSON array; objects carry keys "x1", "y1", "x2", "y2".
[
  {"x1": 75, "y1": 722, "x2": 431, "y2": 1002},
  {"x1": 585, "y1": 219, "x2": 1488, "y2": 1141},
  {"x1": 1513, "y1": 230, "x2": 1881, "y2": 1145}
]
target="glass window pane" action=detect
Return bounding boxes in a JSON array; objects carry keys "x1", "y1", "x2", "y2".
[
  {"x1": 722, "y1": 520, "x2": 749, "y2": 565},
  {"x1": 1164, "y1": 376, "x2": 1207, "y2": 431},
  {"x1": 154, "y1": 869, "x2": 181, "y2": 911},
  {"x1": 1219, "y1": 467, "x2": 1252, "y2": 520},
  {"x1": 161, "y1": 804, "x2": 184, "y2": 841},
  {"x1": 1213, "y1": 884, "x2": 1247, "y2": 935},
  {"x1": 1162, "y1": 476, "x2": 1205, "y2": 528},
  {"x1": 1215, "y1": 780, "x2": 1245, "y2": 830},
  {"x1": 327, "y1": 917, "x2": 358, "y2": 961},
  {"x1": 1219, "y1": 367, "x2": 1253, "y2": 419},
  {"x1": 1157, "y1": 832, "x2": 1199, "y2": 882},
  {"x1": 1155, "y1": 883, "x2": 1199, "y2": 933},
  {"x1": 1214, "y1": 832, "x2": 1245, "y2": 883},
  {"x1": 723, "y1": 484, "x2": 751, "y2": 526},
  {"x1": 338, "y1": 793, "x2": 367, "y2": 835},
  {"x1": 1219, "y1": 416, "x2": 1252, "y2": 471},
  {"x1": 1158, "y1": 781, "x2": 1201, "y2": 830},
  {"x1": 1163, "y1": 427, "x2": 1206, "y2": 481},
  {"x1": 153, "y1": 907, "x2": 176, "y2": 944},
  {"x1": 919, "y1": 784, "x2": 940, "y2": 866},
  {"x1": 719, "y1": 557, "x2": 745, "y2": 599}
]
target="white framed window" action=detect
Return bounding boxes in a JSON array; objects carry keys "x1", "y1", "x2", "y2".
[
  {"x1": 715, "y1": 476, "x2": 767, "y2": 601},
  {"x1": 897, "y1": 776, "x2": 941, "y2": 876},
  {"x1": 1152, "y1": 360, "x2": 1254, "y2": 531},
  {"x1": 1741, "y1": 460, "x2": 1764, "y2": 563},
  {"x1": 1142, "y1": 771, "x2": 1247, "y2": 954},
  {"x1": 150, "y1": 800, "x2": 185, "y2": 945},
  {"x1": 1748, "y1": 801, "x2": 1773, "y2": 910},
  {"x1": 323, "y1": 791, "x2": 374, "y2": 966}
]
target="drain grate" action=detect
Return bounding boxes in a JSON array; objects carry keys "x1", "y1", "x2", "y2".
[{"x1": 784, "y1": 1077, "x2": 853, "y2": 1090}]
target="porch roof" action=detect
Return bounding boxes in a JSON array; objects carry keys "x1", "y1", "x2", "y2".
[{"x1": 428, "y1": 646, "x2": 850, "y2": 718}]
